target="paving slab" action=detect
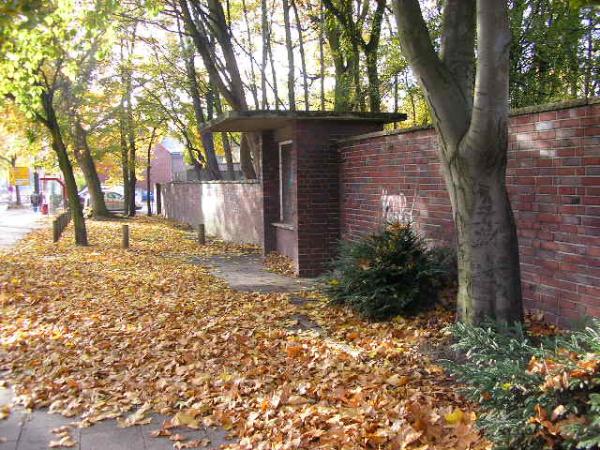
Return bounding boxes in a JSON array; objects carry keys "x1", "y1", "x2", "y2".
[{"x1": 196, "y1": 254, "x2": 316, "y2": 293}]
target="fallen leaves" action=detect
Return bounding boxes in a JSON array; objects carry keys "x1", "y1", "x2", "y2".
[
  {"x1": 264, "y1": 252, "x2": 295, "y2": 276},
  {"x1": 0, "y1": 217, "x2": 488, "y2": 449},
  {"x1": 0, "y1": 404, "x2": 9, "y2": 420},
  {"x1": 49, "y1": 425, "x2": 76, "y2": 448}
]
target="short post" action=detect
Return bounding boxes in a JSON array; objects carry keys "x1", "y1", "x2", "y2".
[
  {"x1": 122, "y1": 224, "x2": 129, "y2": 249},
  {"x1": 52, "y1": 219, "x2": 59, "y2": 243},
  {"x1": 197, "y1": 224, "x2": 206, "y2": 245},
  {"x1": 156, "y1": 183, "x2": 162, "y2": 215}
]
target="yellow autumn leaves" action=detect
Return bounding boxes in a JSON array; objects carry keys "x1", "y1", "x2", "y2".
[{"x1": 0, "y1": 217, "x2": 488, "y2": 449}]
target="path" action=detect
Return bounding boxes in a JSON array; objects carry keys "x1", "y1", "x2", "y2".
[
  {"x1": 0, "y1": 208, "x2": 47, "y2": 250},
  {"x1": 1, "y1": 232, "x2": 315, "y2": 449},
  {"x1": 197, "y1": 254, "x2": 316, "y2": 293}
]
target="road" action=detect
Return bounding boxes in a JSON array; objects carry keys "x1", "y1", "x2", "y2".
[{"x1": 0, "y1": 207, "x2": 48, "y2": 249}]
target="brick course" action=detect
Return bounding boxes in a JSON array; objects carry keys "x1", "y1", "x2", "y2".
[{"x1": 338, "y1": 99, "x2": 600, "y2": 326}]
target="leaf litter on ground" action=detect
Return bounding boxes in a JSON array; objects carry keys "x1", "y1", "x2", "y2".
[{"x1": 0, "y1": 217, "x2": 490, "y2": 449}]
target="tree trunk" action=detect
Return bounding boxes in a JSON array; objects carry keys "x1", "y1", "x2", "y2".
[
  {"x1": 125, "y1": 72, "x2": 137, "y2": 217},
  {"x1": 267, "y1": 32, "x2": 282, "y2": 110},
  {"x1": 319, "y1": 5, "x2": 326, "y2": 111},
  {"x1": 178, "y1": 0, "x2": 257, "y2": 179},
  {"x1": 291, "y1": 0, "x2": 309, "y2": 111},
  {"x1": 10, "y1": 156, "x2": 21, "y2": 206},
  {"x1": 146, "y1": 126, "x2": 158, "y2": 216},
  {"x1": 445, "y1": 143, "x2": 523, "y2": 324},
  {"x1": 73, "y1": 121, "x2": 110, "y2": 218},
  {"x1": 222, "y1": 133, "x2": 235, "y2": 180},
  {"x1": 213, "y1": 90, "x2": 236, "y2": 179},
  {"x1": 282, "y1": 0, "x2": 296, "y2": 110},
  {"x1": 241, "y1": 0, "x2": 260, "y2": 109},
  {"x1": 393, "y1": 0, "x2": 523, "y2": 324},
  {"x1": 181, "y1": 35, "x2": 222, "y2": 180},
  {"x1": 120, "y1": 113, "x2": 130, "y2": 216},
  {"x1": 261, "y1": 0, "x2": 269, "y2": 109},
  {"x1": 41, "y1": 92, "x2": 87, "y2": 245},
  {"x1": 365, "y1": 51, "x2": 380, "y2": 112}
]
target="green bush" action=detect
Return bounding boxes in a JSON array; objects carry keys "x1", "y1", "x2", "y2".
[
  {"x1": 443, "y1": 319, "x2": 600, "y2": 450},
  {"x1": 323, "y1": 223, "x2": 452, "y2": 320}
]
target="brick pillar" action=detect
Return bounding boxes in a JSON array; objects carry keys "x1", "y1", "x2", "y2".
[{"x1": 261, "y1": 130, "x2": 279, "y2": 254}]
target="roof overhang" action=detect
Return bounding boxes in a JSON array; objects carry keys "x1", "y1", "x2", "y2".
[{"x1": 201, "y1": 110, "x2": 407, "y2": 133}]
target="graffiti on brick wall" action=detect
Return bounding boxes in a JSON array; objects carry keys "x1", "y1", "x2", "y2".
[{"x1": 380, "y1": 189, "x2": 414, "y2": 224}]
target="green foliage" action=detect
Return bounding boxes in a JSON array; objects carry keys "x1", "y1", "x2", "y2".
[
  {"x1": 509, "y1": 0, "x2": 598, "y2": 107},
  {"x1": 443, "y1": 320, "x2": 600, "y2": 449},
  {"x1": 324, "y1": 223, "x2": 452, "y2": 320}
]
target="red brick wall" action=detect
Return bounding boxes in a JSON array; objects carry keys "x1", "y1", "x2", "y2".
[
  {"x1": 162, "y1": 180, "x2": 263, "y2": 245},
  {"x1": 338, "y1": 99, "x2": 600, "y2": 326}
]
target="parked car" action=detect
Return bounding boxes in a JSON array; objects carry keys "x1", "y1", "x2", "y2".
[{"x1": 83, "y1": 190, "x2": 142, "y2": 212}]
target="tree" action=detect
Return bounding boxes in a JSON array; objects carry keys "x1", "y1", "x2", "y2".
[
  {"x1": 508, "y1": 0, "x2": 596, "y2": 108},
  {"x1": 60, "y1": 46, "x2": 112, "y2": 218},
  {"x1": 322, "y1": 0, "x2": 386, "y2": 112},
  {"x1": 178, "y1": 0, "x2": 258, "y2": 179},
  {"x1": 0, "y1": 1, "x2": 112, "y2": 245},
  {"x1": 392, "y1": 0, "x2": 523, "y2": 324}
]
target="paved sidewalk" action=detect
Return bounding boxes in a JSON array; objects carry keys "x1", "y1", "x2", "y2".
[
  {"x1": 198, "y1": 254, "x2": 317, "y2": 293},
  {"x1": 0, "y1": 383, "x2": 230, "y2": 450},
  {"x1": 0, "y1": 208, "x2": 48, "y2": 250}
]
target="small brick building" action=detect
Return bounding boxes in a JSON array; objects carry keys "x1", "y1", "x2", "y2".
[{"x1": 203, "y1": 111, "x2": 406, "y2": 276}]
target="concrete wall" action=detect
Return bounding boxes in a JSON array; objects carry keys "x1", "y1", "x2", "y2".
[
  {"x1": 338, "y1": 98, "x2": 600, "y2": 326},
  {"x1": 162, "y1": 180, "x2": 262, "y2": 245}
]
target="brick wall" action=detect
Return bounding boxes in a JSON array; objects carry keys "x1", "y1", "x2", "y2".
[
  {"x1": 338, "y1": 98, "x2": 600, "y2": 326},
  {"x1": 162, "y1": 180, "x2": 263, "y2": 245},
  {"x1": 294, "y1": 120, "x2": 383, "y2": 276}
]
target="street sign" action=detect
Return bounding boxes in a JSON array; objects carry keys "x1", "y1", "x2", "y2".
[{"x1": 9, "y1": 167, "x2": 30, "y2": 186}]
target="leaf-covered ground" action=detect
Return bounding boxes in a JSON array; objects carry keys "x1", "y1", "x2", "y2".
[{"x1": 0, "y1": 217, "x2": 490, "y2": 449}]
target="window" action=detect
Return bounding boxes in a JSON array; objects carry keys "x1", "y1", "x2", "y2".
[{"x1": 279, "y1": 142, "x2": 294, "y2": 224}]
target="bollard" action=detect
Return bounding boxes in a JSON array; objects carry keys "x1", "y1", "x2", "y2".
[
  {"x1": 122, "y1": 224, "x2": 129, "y2": 249},
  {"x1": 52, "y1": 219, "x2": 59, "y2": 243},
  {"x1": 197, "y1": 224, "x2": 206, "y2": 245}
]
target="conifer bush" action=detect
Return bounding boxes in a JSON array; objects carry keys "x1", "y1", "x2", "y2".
[
  {"x1": 443, "y1": 320, "x2": 600, "y2": 450},
  {"x1": 324, "y1": 223, "x2": 452, "y2": 320}
]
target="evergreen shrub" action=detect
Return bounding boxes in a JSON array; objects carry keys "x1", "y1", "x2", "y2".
[
  {"x1": 443, "y1": 319, "x2": 600, "y2": 449},
  {"x1": 324, "y1": 222, "x2": 453, "y2": 320}
]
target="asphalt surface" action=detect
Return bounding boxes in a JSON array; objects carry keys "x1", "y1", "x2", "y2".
[{"x1": 0, "y1": 207, "x2": 48, "y2": 250}]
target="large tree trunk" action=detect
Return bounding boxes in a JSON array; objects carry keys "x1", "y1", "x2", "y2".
[
  {"x1": 393, "y1": 0, "x2": 523, "y2": 324},
  {"x1": 73, "y1": 121, "x2": 110, "y2": 218},
  {"x1": 41, "y1": 92, "x2": 87, "y2": 245},
  {"x1": 445, "y1": 143, "x2": 523, "y2": 324}
]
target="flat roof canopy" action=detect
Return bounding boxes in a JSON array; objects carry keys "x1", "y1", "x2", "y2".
[{"x1": 201, "y1": 110, "x2": 407, "y2": 132}]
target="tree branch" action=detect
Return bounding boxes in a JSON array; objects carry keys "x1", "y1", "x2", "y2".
[
  {"x1": 465, "y1": 0, "x2": 511, "y2": 151},
  {"x1": 392, "y1": 0, "x2": 471, "y2": 150},
  {"x1": 440, "y1": 0, "x2": 476, "y2": 108}
]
